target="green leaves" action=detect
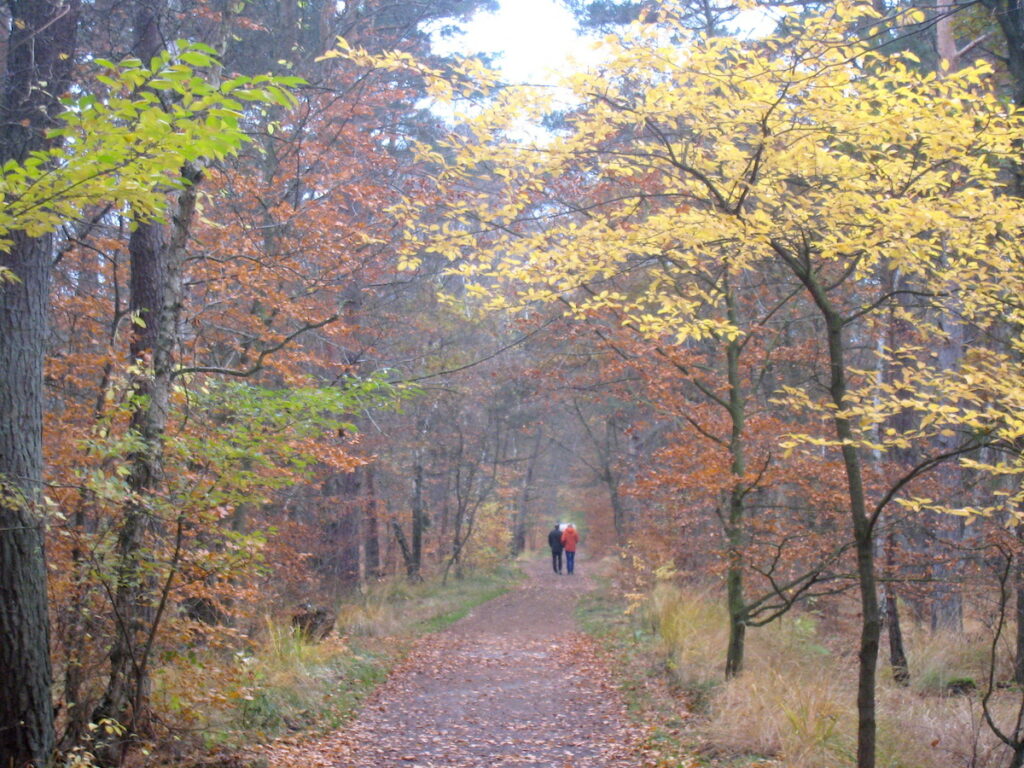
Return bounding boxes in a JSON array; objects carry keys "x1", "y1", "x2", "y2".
[
  {"x1": 0, "y1": 41, "x2": 305, "y2": 251},
  {"x1": 172, "y1": 374, "x2": 417, "y2": 485}
]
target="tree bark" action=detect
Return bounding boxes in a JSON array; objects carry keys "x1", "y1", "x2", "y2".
[
  {"x1": 391, "y1": 520, "x2": 417, "y2": 579},
  {"x1": 723, "y1": 287, "x2": 749, "y2": 679},
  {"x1": 93, "y1": 164, "x2": 200, "y2": 758},
  {"x1": 884, "y1": 534, "x2": 910, "y2": 685},
  {"x1": 513, "y1": 429, "x2": 542, "y2": 556},
  {"x1": 782, "y1": 247, "x2": 879, "y2": 768},
  {"x1": 823, "y1": 304, "x2": 879, "y2": 768},
  {"x1": 364, "y1": 467, "x2": 380, "y2": 576},
  {"x1": 411, "y1": 460, "x2": 425, "y2": 578},
  {"x1": 1014, "y1": 527, "x2": 1024, "y2": 685},
  {"x1": 602, "y1": 419, "x2": 628, "y2": 544},
  {"x1": 0, "y1": 231, "x2": 56, "y2": 768},
  {"x1": 0, "y1": 2, "x2": 80, "y2": 766}
]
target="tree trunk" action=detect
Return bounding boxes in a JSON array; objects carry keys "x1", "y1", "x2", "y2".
[
  {"x1": 0, "y1": 231, "x2": 57, "y2": 768},
  {"x1": 92, "y1": 3, "x2": 204, "y2": 739},
  {"x1": 391, "y1": 520, "x2": 417, "y2": 579},
  {"x1": 93, "y1": 162, "x2": 200, "y2": 760},
  {"x1": 411, "y1": 461, "x2": 425, "y2": 578},
  {"x1": 513, "y1": 429, "x2": 542, "y2": 556},
  {"x1": 724, "y1": 602, "x2": 746, "y2": 680},
  {"x1": 444, "y1": 501, "x2": 466, "y2": 585},
  {"x1": 606, "y1": 472, "x2": 627, "y2": 545},
  {"x1": 0, "y1": 2, "x2": 80, "y2": 766},
  {"x1": 364, "y1": 468, "x2": 380, "y2": 577},
  {"x1": 602, "y1": 418, "x2": 628, "y2": 544},
  {"x1": 825, "y1": 307, "x2": 879, "y2": 768},
  {"x1": 1014, "y1": 527, "x2": 1024, "y2": 685},
  {"x1": 723, "y1": 287, "x2": 749, "y2": 679},
  {"x1": 884, "y1": 534, "x2": 910, "y2": 685},
  {"x1": 789, "y1": 254, "x2": 879, "y2": 768},
  {"x1": 929, "y1": 268, "x2": 966, "y2": 632}
]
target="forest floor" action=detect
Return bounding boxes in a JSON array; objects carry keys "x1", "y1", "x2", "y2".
[{"x1": 248, "y1": 556, "x2": 644, "y2": 767}]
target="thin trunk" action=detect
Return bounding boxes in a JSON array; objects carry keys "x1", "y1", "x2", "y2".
[
  {"x1": 884, "y1": 533, "x2": 910, "y2": 685},
  {"x1": 880, "y1": 266, "x2": 914, "y2": 677},
  {"x1": 59, "y1": 497, "x2": 98, "y2": 750},
  {"x1": 825, "y1": 307, "x2": 879, "y2": 768},
  {"x1": 445, "y1": 463, "x2": 466, "y2": 585},
  {"x1": 443, "y1": 500, "x2": 465, "y2": 585},
  {"x1": 930, "y1": 254, "x2": 966, "y2": 632},
  {"x1": 364, "y1": 468, "x2": 380, "y2": 576},
  {"x1": 93, "y1": 164, "x2": 200, "y2": 761},
  {"x1": 93, "y1": 4, "x2": 205, "y2": 738},
  {"x1": 391, "y1": 520, "x2": 416, "y2": 579},
  {"x1": 513, "y1": 430, "x2": 542, "y2": 556},
  {"x1": 411, "y1": 461, "x2": 425, "y2": 578},
  {"x1": 607, "y1": 473, "x2": 627, "y2": 545},
  {"x1": 1015, "y1": 526, "x2": 1024, "y2": 685},
  {"x1": 723, "y1": 286, "x2": 749, "y2": 679},
  {"x1": 92, "y1": 4, "x2": 172, "y2": 749},
  {"x1": 602, "y1": 418, "x2": 627, "y2": 544},
  {"x1": 786, "y1": 247, "x2": 879, "y2": 768}
]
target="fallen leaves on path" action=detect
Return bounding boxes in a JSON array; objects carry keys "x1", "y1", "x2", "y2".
[{"x1": 250, "y1": 561, "x2": 644, "y2": 767}]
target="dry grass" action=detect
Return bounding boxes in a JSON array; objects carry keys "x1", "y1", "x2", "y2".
[
  {"x1": 147, "y1": 564, "x2": 519, "y2": 758},
  {"x1": 642, "y1": 583, "x2": 1024, "y2": 768}
]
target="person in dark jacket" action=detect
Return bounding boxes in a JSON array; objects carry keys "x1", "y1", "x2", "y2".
[{"x1": 548, "y1": 523, "x2": 564, "y2": 574}]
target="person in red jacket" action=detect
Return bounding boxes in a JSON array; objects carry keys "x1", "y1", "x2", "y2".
[{"x1": 561, "y1": 524, "x2": 579, "y2": 575}]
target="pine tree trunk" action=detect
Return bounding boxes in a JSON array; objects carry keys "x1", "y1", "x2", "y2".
[
  {"x1": 0, "y1": 2, "x2": 80, "y2": 765},
  {"x1": 0, "y1": 240, "x2": 57, "y2": 768}
]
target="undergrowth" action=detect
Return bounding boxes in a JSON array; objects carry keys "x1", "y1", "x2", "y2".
[
  {"x1": 580, "y1": 565, "x2": 1023, "y2": 768},
  {"x1": 150, "y1": 563, "x2": 520, "y2": 762},
  {"x1": 576, "y1": 571, "x2": 695, "y2": 768}
]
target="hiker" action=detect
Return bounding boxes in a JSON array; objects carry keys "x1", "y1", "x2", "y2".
[
  {"x1": 548, "y1": 523, "x2": 564, "y2": 574},
  {"x1": 561, "y1": 523, "x2": 579, "y2": 575}
]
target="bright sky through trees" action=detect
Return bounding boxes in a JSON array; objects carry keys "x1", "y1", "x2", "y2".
[
  {"x1": 431, "y1": 0, "x2": 598, "y2": 85},
  {"x1": 430, "y1": 1, "x2": 776, "y2": 86}
]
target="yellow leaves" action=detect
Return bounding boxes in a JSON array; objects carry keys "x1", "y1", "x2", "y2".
[
  {"x1": 830, "y1": 0, "x2": 882, "y2": 22},
  {"x1": 396, "y1": 255, "x2": 421, "y2": 272},
  {"x1": 903, "y1": 7, "x2": 927, "y2": 25},
  {"x1": 372, "y1": 7, "x2": 1024, "y2": 535}
]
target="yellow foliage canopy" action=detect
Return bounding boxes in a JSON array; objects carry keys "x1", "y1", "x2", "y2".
[{"x1": 331, "y1": 0, "x2": 1024, "y2": 519}]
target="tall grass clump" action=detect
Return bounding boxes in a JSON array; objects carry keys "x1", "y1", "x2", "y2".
[
  {"x1": 644, "y1": 584, "x2": 861, "y2": 765},
  {"x1": 637, "y1": 582, "x2": 1023, "y2": 768},
  {"x1": 645, "y1": 583, "x2": 728, "y2": 710}
]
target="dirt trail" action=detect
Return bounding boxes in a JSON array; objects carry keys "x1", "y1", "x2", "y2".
[{"x1": 264, "y1": 556, "x2": 641, "y2": 767}]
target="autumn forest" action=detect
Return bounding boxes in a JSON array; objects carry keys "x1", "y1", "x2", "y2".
[{"x1": 4, "y1": 1, "x2": 1024, "y2": 767}]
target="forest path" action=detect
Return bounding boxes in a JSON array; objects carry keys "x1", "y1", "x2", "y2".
[{"x1": 258, "y1": 555, "x2": 641, "y2": 767}]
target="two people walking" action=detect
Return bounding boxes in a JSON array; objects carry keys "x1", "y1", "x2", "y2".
[{"x1": 548, "y1": 523, "x2": 579, "y2": 575}]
